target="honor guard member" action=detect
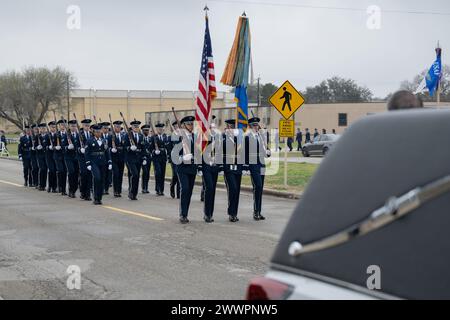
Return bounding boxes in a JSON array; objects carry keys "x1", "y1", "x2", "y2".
[
  {"x1": 200, "y1": 118, "x2": 222, "y2": 223},
  {"x1": 125, "y1": 120, "x2": 146, "y2": 200},
  {"x1": 141, "y1": 124, "x2": 152, "y2": 194},
  {"x1": 64, "y1": 120, "x2": 80, "y2": 198},
  {"x1": 200, "y1": 116, "x2": 217, "y2": 203},
  {"x1": 108, "y1": 121, "x2": 126, "y2": 197},
  {"x1": 100, "y1": 122, "x2": 112, "y2": 195},
  {"x1": 223, "y1": 119, "x2": 244, "y2": 222},
  {"x1": 168, "y1": 121, "x2": 180, "y2": 199},
  {"x1": 246, "y1": 117, "x2": 271, "y2": 220},
  {"x1": 30, "y1": 124, "x2": 40, "y2": 188},
  {"x1": 18, "y1": 125, "x2": 33, "y2": 187},
  {"x1": 44, "y1": 121, "x2": 58, "y2": 193},
  {"x1": 176, "y1": 116, "x2": 197, "y2": 224},
  {"x1": 78, "y1": 118, "x2": 93, "y2": 201},
  {"x1": 151, "y1": 122, "x2": 168, "y2": 196},
  {"x1": 36, "y1": 123, "x2": 48, "y2": 191},
  {"x1": 85, "y1": 124, "x2": 112, "y2": 205},
  {"x1": 54, "y1": 119, "x2": 68, "y2": 195}
]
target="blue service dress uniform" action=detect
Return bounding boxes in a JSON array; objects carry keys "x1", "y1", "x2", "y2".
[
  {"x1": 201, "y1": 131, "x2": 223, "y2": 220},
  {"x1": 44, "y1": 133, "x2": 58, "y2": 192},
  {"x1": 124, "y1": 132, "x2": 146, "y2": 200},
  {"x1": 176, "y1": 132, "x2": 197, "y2": 220},
  {"x1": 151, "y1": 133, "x2": 168, "y2": 195},
  {"x1": 102, "y1": 133, "x2": 112, "y2": 195},
  {"x1": 141, "y1": 134, "x2": 153, "y2": 193},
  {"x1": 168, "y1": 133, "x2": 180, "y2": 199},
  {"x1": 18, "y1": 134, "x2": 33, "y2": 186},
  {"x1": 52, "y1": 131, "x2": 67, "y2": 194},
  {"x1": 30, "y1": 129, "x2": 39, "y2": 187},
  {"x1": 63, "y1": 131, "x2": 80, "y2": 197},
  {"x1": 222, "y1": 132, "x2": 244, "y2": 220},
  {"x1": 245, "y1": 132, "x2": 270, "y2": 220},
  {"x1": 108, "y1": 131, "x2": 126, "y2": 197},
  {"x1": 85, "y1": 136, "x2": 112, "y2": 203},
  {"x1": 78, "y1": 129, "x2": 93, "y2": 200},
  {"x1": 34, "y1": 132, "x2": 47, "y2": 190}
]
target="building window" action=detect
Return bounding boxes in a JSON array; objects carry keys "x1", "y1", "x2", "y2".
[{"x1": 338, "y1": 113, "x2": 347, "y2": 127}]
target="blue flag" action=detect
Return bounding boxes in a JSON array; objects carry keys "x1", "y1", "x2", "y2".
[
  {"x1": 235, "y1": 85, "x2": 248, "y2": 129},
  {"x1": 426, "y1": 49, "x2": 442, "y2": 96}
]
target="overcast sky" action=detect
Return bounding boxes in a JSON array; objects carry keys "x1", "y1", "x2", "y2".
[{"x1": 0, "y1": 0, "x2": 449, "y2": 97}]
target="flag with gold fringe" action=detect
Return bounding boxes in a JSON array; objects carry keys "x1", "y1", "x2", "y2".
[{"x1": 221, "y1": 14, "x2": 252, "y2": 129}]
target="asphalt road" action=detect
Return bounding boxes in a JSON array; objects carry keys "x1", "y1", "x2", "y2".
[{"x1": 0, "y1": 159, "x2": 297, "y2": 300}]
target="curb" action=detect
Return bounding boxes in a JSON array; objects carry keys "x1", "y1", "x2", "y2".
[{"x1": 1, "y1": 156, "x2": 301, "y2": 200}]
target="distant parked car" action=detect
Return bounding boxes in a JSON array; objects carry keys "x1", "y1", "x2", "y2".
[{"x1": 302, "y1": 134, "x2": 339, "y2": 157}]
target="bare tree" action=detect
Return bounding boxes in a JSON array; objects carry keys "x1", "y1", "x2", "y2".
[{"x1": 0, "y1": 66, "x2": 78, "y2": 130}]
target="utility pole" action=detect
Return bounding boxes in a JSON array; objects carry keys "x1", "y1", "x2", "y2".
[{"x1": 256, "y1": 76, "x2": 261, "y2": 116}]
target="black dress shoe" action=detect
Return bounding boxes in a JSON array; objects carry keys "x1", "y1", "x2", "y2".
[
  {"x1": 253, "y1": 214, "x2": 260, "y2": 221},
  {"x1": 203, "y1": 216, "x2": 214, "y2": 223},
  {"x1": 93, "y1": 200, "x2": 102, "y2": 205},
  {"x1": 68, "y1": 193, "x2": 75, "y2": 198},
  {"x1": 80, "y1": 194, "x2": 85, "y2": 200},
  {"x1": 229, "y1": 216, "x2": 239, "y2": 223},
  {"x1": 61, "y1": 192, "x2": 67, "y2": 196},
  {"x1": 258, "y1": 214, "x2": 266, "y2": 220},
  {"x1": 179, "y1": 217, "x2": 189, "y2": 224},
  {"x1": 85, "y1": 196, "x2": 92, "y2": 201},
  {"x1": 51, "y1": 190, "x2": 58, "y2": 193},
  {"x1": 47, "y1": 188, "x2": 51, "y2": 193},
  {"x1": 170, "y1": 187, "x2": 175, "y2": 199},
  {"x1": 114, "y1": 193, "x2": 121, "y2": 198}
]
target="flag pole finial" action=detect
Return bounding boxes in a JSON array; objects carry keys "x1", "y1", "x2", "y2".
[
  {"x1": 204, "y1": 5, "x2": 209, "y2": 17},
  {"x1": 242, "y1": 11, "x2": 247, "y2": 17},
  {"x1": 437, "y1": 40, "x2": 440, "y2": 49}
]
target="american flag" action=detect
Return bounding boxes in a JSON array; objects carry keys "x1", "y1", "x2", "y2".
[{"x1": 195, "y1": 14, "x2": 216, "y2": 151}]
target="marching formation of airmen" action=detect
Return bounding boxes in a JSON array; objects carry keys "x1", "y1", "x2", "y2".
[{"x1": 18, "y1": 113, "x2": 271, "y2": 224}]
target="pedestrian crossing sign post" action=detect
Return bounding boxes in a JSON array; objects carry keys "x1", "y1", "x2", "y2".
[
  {"x1": 279, "y1": 120, "x2": 295, "y2": 138},
  {"x1": 269, "y1": 80, "x2": 305, "y2": 120}
]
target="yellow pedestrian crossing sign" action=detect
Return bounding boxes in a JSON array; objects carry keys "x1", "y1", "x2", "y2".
[{"x1": 269, "y1": 80, "x2": 305, "y2": 120}]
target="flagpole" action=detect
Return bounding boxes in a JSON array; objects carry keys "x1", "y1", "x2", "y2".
[{"x1": 437, "y1": 41, "x2": 442, "y2": 107}]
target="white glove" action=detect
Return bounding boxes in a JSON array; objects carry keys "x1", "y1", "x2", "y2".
[
  {"x1": 32, "y1": 146, "x2": 35, "y2": 151},
  {"x1": 130, "y1": 145, "x2": 137, "y2": 151},
  {"x1": 111, "y1": 148, "x2": 117, "y2": 153},
  {"x1": 68, "y1": 144, "x2": 74, "y2": 150},
  {"x1": 233, "y1": 129, "x2": 239, "y2": 137},
  {"x1": 55, "y1": 145, "x2": 61, "y2": 151},
  {"x1": 19, "y1": 156, "x2": 22, "y2": 161},
  {"x1": 80, "y1": 148, "x2": 85, "y2": 154},
  {"x1": 183, "y1": 154, "x2": 193, "y2": 162},
  {"x1": 197, "y1": 170, "x2": 203, "y2": 177},
  {"x1": 155, "y1": 150, "x2": 161, "y2": 155},
  {"x1": 108, "y1": 164, "x2": 112, "y2": 170},
  {"x1": 142, "y1": 160, "x2": 147, "y2": 166},
  {"x1": 49, "y1": 145, "x2": 54, "y2": 150},
  {"x1": 266, "y1": 150, "x2": 271, "y2": 157},
  {"x1": 87, "y1": 165, "x2": 92, "y2": 171},
  {"x1": 37, "y1": 145, "x2": 43, "y2": 151}
]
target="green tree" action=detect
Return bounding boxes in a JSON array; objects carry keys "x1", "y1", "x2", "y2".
[{"x1": 303, "y1": 76, "x2": 372, "y2": 103}]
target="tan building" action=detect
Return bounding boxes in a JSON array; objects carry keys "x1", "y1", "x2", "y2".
[{"x1": 0, "y1": 89, "x2": 446, "y2": 134}]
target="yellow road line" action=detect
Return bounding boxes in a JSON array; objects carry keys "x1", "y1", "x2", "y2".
[
  {"x1": 0, "y1": 179, "x2": 163, "y2": 222},
  {"x1": 0, "y1": 179, "x2": 23, "y2": 187},
  {"x1": 101, "y1": 205, "x2": 164, "y2": 221}
]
